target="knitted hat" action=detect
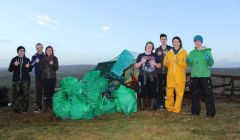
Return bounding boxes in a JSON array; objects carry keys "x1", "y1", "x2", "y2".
[
  {"x1": 194, "y1": 35, "x2": 203, "y2": 43},
  {"x1": 17, "y1": 46, "x2": 25, "y2": 52}
]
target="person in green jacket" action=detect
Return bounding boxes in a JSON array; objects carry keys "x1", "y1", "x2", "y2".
[{"x1": 187, "y1": 35, "x2": 216, "y2": 118}]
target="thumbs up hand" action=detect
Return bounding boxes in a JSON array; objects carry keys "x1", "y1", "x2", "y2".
[
  {"x1": 25, "y1": 62, "x2": 30, "y2": 68},
  {"x1": 35, "y1": 57, "x2": 40, "y2": 63},
  {"x1": 140, "y1": 57, "x2": 147, "y2": 64},
  {"x1": 50, "y1": 59, "x2": 53, "y2": 65},
  {"x1": 150, "y1": 60, "x2": 156, "y2": 66},
  {"x1": 186, "y1": 57, "x2": 190, "y2": 63},
  {"x1": 14, "y1": 59, "x2": 19, "y2": 66},
  {"x1": 165, "y1": 57, "x2": 169, "y2": 64},
  {"x1": 205, "y1": 53, "x2": 210, "y2": 61}
]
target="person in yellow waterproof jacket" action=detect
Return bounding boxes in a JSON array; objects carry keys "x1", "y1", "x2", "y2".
[{"x1": 163, "y1": 36, "x2": 188, "y2": 113}]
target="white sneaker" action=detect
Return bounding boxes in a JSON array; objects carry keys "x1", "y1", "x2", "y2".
[{"x1": 34, "y1": 108, "x2": 41, "y2": 113}]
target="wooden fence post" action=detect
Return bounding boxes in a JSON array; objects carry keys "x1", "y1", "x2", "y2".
[{"x1": 231, "y1": 77, "x2": 235, "y2": 97}]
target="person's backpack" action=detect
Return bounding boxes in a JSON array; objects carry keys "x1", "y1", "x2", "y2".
[{"x1": 0, "y1": 86, "x2": 8, "y2": 107}]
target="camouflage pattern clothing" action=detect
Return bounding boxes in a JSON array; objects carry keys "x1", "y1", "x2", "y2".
[
  {"x1": 12, "y1": 81, "x2": 30, "y2": 112},
  {"x1": 8, "y1": 55, "x2": 32, "y2": 113}
]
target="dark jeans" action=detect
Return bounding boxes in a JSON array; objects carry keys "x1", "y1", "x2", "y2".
[
  {"x1": 157, "y1": 73, "x2": 167, "y2": 107},
  {"x1": 35, "y1": 76, "x2": 43, "y2": 109},
  {"x1": 190, "y1": 77, "x2": 216, "y2": 116},
  {"x1": 43, "y1": 78, "x2": 56, "y2": 109},
  {"x1": 139, "y1": 76, "x2": 157, "y2": 99},
  {"x1": 12, "y1": 80, "x2": 30, "y2": 112}
]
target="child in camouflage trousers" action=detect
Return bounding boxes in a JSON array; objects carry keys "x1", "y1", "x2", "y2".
[{"x1": 8, "y1": 46, "x2": 32, "y2": 113}]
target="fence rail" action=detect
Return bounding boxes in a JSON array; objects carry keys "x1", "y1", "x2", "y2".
[{"x1": 186, "y1": 73, "x2": 240, "y2": 97}]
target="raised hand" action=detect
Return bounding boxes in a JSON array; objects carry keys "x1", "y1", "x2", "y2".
[
  {"x1": 14, "y1": 59, "x2": 19, "y2": 66},
  {"x1": 186, "y1": 57, "x2": 190, "y2": 63},
  {"x1": 205, "y1": 53, "x2": 210, "y2": 61},
  {"x1": 35, "y1": 57, "x2": 40, "y2": 63},
  {"x1": 150, "y1": 60, "x2": 156, "y2": 66},
  {"x1": 175, "y1": 58, "x2": 178, "y2": 64},
  {"x1": 25, "y1": 62, "x2": 30, "y2": 68},
  {"x1": 50, "y1": 59, "x2": 54, "y2": 65},
  {"x1": 141, "y1": 57, "x2": 147, "y2": 64},
  {"x1": 165, "y1": 57, "x2": 169, "y2": 64},
  {"x1": 157, "y1": 51, "x2": 162, "y2": 56}
]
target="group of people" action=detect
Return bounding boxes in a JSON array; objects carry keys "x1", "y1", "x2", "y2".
[
  {"x1": 136, "y1": 34, "x2": 216, "y2": 118},
  {"x1": 8, "y1": 43, "x2": 59, "y2": 113},
  {"x1": 8, "y1": 34, "x2": 216, "y2": 118}
]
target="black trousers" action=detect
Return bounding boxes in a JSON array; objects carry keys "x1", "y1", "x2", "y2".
[
  {"x1": 43, "y1": 78, "x2": 56, "y2": 109},
  {"x1": 190, "y1": 77, "x2": 216, "y2": 116},
  {"x1": 35, "y1": 76, "x2": 43, "y2": 109},
  {"x1": 139, "y1": 76, "x2": 156, "y2": 99},
  {"x1": 157, "y1": 73, "x2": 167, "y2": 106}
]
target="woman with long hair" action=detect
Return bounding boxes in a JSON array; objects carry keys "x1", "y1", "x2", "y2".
[
  {"x1": 41, "y1": 46, "x2": 59, "y2": 111},
  {"x1": 163, "y1": 36, "x2": 188, "y2": 113}
]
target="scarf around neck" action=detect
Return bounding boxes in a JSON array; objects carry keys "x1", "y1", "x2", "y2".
[{"x1": 45, "y1": 55, "x2": 53, "y2": 62}]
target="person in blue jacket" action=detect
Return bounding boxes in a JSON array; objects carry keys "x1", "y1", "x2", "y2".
[{"x1": 31, "y1": 43, "x2": 45, "y2": 113}]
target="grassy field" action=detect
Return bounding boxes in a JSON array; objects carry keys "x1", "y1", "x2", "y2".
[
  {"x1": 0, "y1": 66, "x2": 240, "y2": 140},
  {"x1": 0, "y1": 98, "x2": 240, "y2": 140}
]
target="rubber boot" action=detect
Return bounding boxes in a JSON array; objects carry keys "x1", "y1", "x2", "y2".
[
  {"x1": 139, "y1": 98, "x2": 144, "y2": 111},
  {"x1": 49, "y1": 97, "x2": 53, "y2": 109},
  {"x1": 43, "y1": 98, "x2": 48, "y2": 112},
  {"x1": 150, "y1": 99, "x2": 156, "y2": 111}
]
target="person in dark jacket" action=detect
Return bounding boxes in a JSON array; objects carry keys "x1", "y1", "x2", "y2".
[
  {"x1": 31, "y1": 43, "x2": 45, "y2": 113},
  {"x1": 155, "y1": 34, "x2": 172, "y2": 109},
  {"x1": 8, "y1": 46, "x2": 32, "y2": 113},
  {"x1": 136, "y1": 41, "x2": 161, "y2": 110},
  {"x1": 41, "y1": 46, "x2": 58, "y2": 111}
]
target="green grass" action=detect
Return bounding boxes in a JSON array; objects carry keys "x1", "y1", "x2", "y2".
[
  {"x1": 1, "y1": 67, "x2": 240, "y2": 140},
  {"x1": 0, "y1": 99, "x2": 240, "y2": 140}
]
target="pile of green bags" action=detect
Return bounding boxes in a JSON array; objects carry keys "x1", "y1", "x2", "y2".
[{"x1": 53, "y1": 70, "x2": 137, "y2": 120}]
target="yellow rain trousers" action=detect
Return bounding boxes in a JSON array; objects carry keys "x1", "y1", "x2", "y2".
[{"x1": 163, "y1": 48, "x2": 188, "y2": 113}]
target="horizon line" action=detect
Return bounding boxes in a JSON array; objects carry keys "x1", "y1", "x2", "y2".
[{"x1": 0, "y1": 64, "x2": 239, "y2": 69}]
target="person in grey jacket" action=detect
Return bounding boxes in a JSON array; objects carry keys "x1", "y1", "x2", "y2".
[{"x1": 41, "y1": 46, "x2": 58, "y2": 111}]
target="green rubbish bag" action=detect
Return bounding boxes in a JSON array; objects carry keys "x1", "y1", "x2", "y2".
[
  {"x1": 113, "y1": 99, "x2": 123, "y2": 112},
  {"x1": 82, "y1": 71, "x2": 108, "y2": 93},
  {"x1": 70, "y1": 96, "x2": 94, "y2": 120},
  {"x1": 115, "y1": 85, "x2": 137, "y2": 115},
  {"x1": 92, "y1": 77, "x2": 109, "y2": 93},
  {"x1": 53, "y1": 91, "x2": 71, "y2": 119},
  {"x1": 82, "y1": 70, "x2": 101, "y2": 82},
  {"x1": 60, "y1": 77, "x2": 79, "y2": 96},
  {"x1": 74, "y1": 81, "x2": 86, "y2": 101},
  {"x1": 94, "y1": 97, "x2": 117, "y2": 117},
  {"x1": 83, "y1": 89, "x2": 102, "y2": 109}
]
